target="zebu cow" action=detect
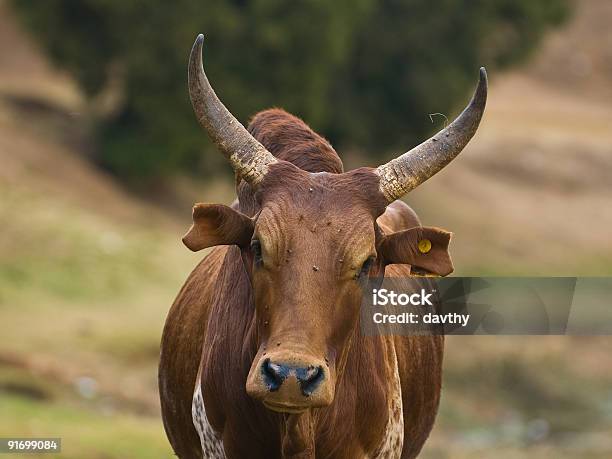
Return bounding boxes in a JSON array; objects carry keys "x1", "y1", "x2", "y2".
[{"x1": 159, "y1": 34, "x2": 487, "y2": 458}]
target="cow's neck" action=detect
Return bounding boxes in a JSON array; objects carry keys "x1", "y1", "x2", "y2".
[{"x1": 280, "y1": 412, "x2": 315, "y2": 458}]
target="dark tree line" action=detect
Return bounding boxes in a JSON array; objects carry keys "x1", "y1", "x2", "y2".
[{"x1": 11, "y1": 0, "x2": 569, "y2": 180}]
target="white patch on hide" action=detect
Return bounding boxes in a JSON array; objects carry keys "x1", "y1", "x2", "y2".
[
  {"x1": 373, "y1": 345, "x2": 404, "y2": 458},
  {"x1": 192, "y1": 377, "x2": 226, "y2": 458}
]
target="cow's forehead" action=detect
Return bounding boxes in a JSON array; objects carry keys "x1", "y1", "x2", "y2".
[
  {"x1": 255, "y1": 180, "x2": 377, "y2": 262},
  {"x1": 258, "y1": 163, "x2": 387, "y2": 216},
  {"x1": 257, "y1": 176, "x2": 376, "y2": 226},
  {"x1": 256, "y1": 196, "x2": 375, "y2": 239}
]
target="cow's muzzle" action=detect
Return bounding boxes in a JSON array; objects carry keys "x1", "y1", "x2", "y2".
[{"x1": 246, "y1": 351, "x2": 334, "y2": 412}]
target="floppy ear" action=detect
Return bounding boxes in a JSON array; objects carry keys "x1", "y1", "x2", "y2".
[
  {"x1": 378, "y1": 226, "x2": 454, "y2": 276},
  {"x1": 182, "y1": 204, "x2": 254, "y2": 251}
]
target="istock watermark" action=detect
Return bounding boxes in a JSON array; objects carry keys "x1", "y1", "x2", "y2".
[
  {"x1": 372, "y1": 288, "x2": 434, "y2": 306},
  {"x1": 361, "y1": 277, "x2": 612, "y2": 336},
  {"x1": 371, "y1": 287, "x2": 469, "y2": 327}
]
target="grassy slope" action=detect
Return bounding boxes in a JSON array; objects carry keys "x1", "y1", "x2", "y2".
[
  {"x1": 1, "y1": 0, "x2": 612, "y2": 458},
  {"x1": 0, "y1": 173, "x2": 193, "y2": 457}
]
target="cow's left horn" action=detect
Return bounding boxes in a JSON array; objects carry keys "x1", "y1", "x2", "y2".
[
  {"x1": 188, "y1": 34, "x2": 277, "y2": 186},
  {"x1": 375, "y1": 67, "x2": 488, "y2": 203}
]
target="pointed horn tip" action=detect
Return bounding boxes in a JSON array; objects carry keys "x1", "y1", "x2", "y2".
[
  {"x1": 479, "y1": 66, "x2": 487, "y2": 81},
  {"x1": 473, "y1": 67, "x2": 488, "y2": 105},
  {"x1": 478, "y1": 67, "x2": 487, "y2": 90},
  {"x1": 189, "y1": 34, "x2": 205, "y2": 78},
  {"x1": 191, "y1": 34, "x2": 204, "y2": 58}
]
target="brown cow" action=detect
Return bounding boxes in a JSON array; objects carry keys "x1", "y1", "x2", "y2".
[{"x1": 159, "y1": 34, "x2": 487, "y2": 458}]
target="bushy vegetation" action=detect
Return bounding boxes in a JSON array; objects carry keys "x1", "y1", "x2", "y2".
[{"x1": 11, "y1": 0, "x2": 569, "y2": 179}]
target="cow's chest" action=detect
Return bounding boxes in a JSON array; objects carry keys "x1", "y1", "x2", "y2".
[{"x1": 191, "y1": 352, "x2": 404, "y2": 458}]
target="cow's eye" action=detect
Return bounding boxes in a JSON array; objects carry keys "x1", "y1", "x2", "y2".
[
  {"x1": 356, "y1": 256, "x2": 375, "y2": 280},
  {"x1": 251, "y1": 239, "x2": 263, "y2": 267}
]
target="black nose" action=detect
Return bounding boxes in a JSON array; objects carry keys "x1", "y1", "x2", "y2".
[
  {"x1": 261, "y1": 359, "x2": 286, "y2": 392},
  {"x1": 261, "y1": 359, "x2": 325, "y2": 396},
  {"x1": 295, "y1": 365, "x2": 325, "y2": 396}
]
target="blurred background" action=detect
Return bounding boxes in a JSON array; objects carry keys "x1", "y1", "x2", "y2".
[{"x1": 1, "y1": 0, "x2": 611, "y2": 457}]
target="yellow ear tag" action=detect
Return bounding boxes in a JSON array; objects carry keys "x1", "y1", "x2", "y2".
[{"x1": 418, "y1": 239, "x2": 432, "y2": 254}]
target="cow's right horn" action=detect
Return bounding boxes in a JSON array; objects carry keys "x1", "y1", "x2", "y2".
[
  {"x1": 375, "y1": 68, "x2": 488, "y2": 203},
  {"x1": 188, "y1": 34, "x2": 277, "y2": 186}
]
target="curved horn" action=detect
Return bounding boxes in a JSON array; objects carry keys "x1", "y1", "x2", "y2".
[
  {"x1": 188, "y1": 34, "x2": 277, "y2": 185},
  {"x1": 375, "y1": 67, "x2": 488, "y2": 203}
]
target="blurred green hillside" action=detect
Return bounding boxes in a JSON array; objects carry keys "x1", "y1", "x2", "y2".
[
  {"x1": 9, "y1": 0, "x2": 569, "y2": 179},
  {"x1": 1, "y1": 0, "x2": 612, "y2": 458}
]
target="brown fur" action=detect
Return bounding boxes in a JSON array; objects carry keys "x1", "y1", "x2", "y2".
[
  {"x1": 248, "y1": 109, "x2": 343, "y2": 175},
  {"x1": 238, "y1": 109, "x2": 343, "y2": 217},
  {"x1": 159, "y1": 109, "x2": 444, "y2": 458}
]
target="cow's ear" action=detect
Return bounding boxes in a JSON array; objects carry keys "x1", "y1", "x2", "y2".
[
  {"x1": 378, "y1": 226, "x2": 454, "y2": 276},
  {"x1": 182, "y1": 204, "x2": 254, "y2": 252}
]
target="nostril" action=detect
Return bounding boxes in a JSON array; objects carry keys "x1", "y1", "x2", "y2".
[
  {"x1": 260, "y1": 360, "x2": 326, "y2": 397},
  {"x1": 296, "y1": 365, "x2": 325, "y2": 396},
  {"x1": 261, "y1": 358, "x2": 286, "y2": 392}
]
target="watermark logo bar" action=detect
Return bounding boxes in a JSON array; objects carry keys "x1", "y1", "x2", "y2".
[{"x1": 360, "y1": 277, "x2": 612, "y2": 335}]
